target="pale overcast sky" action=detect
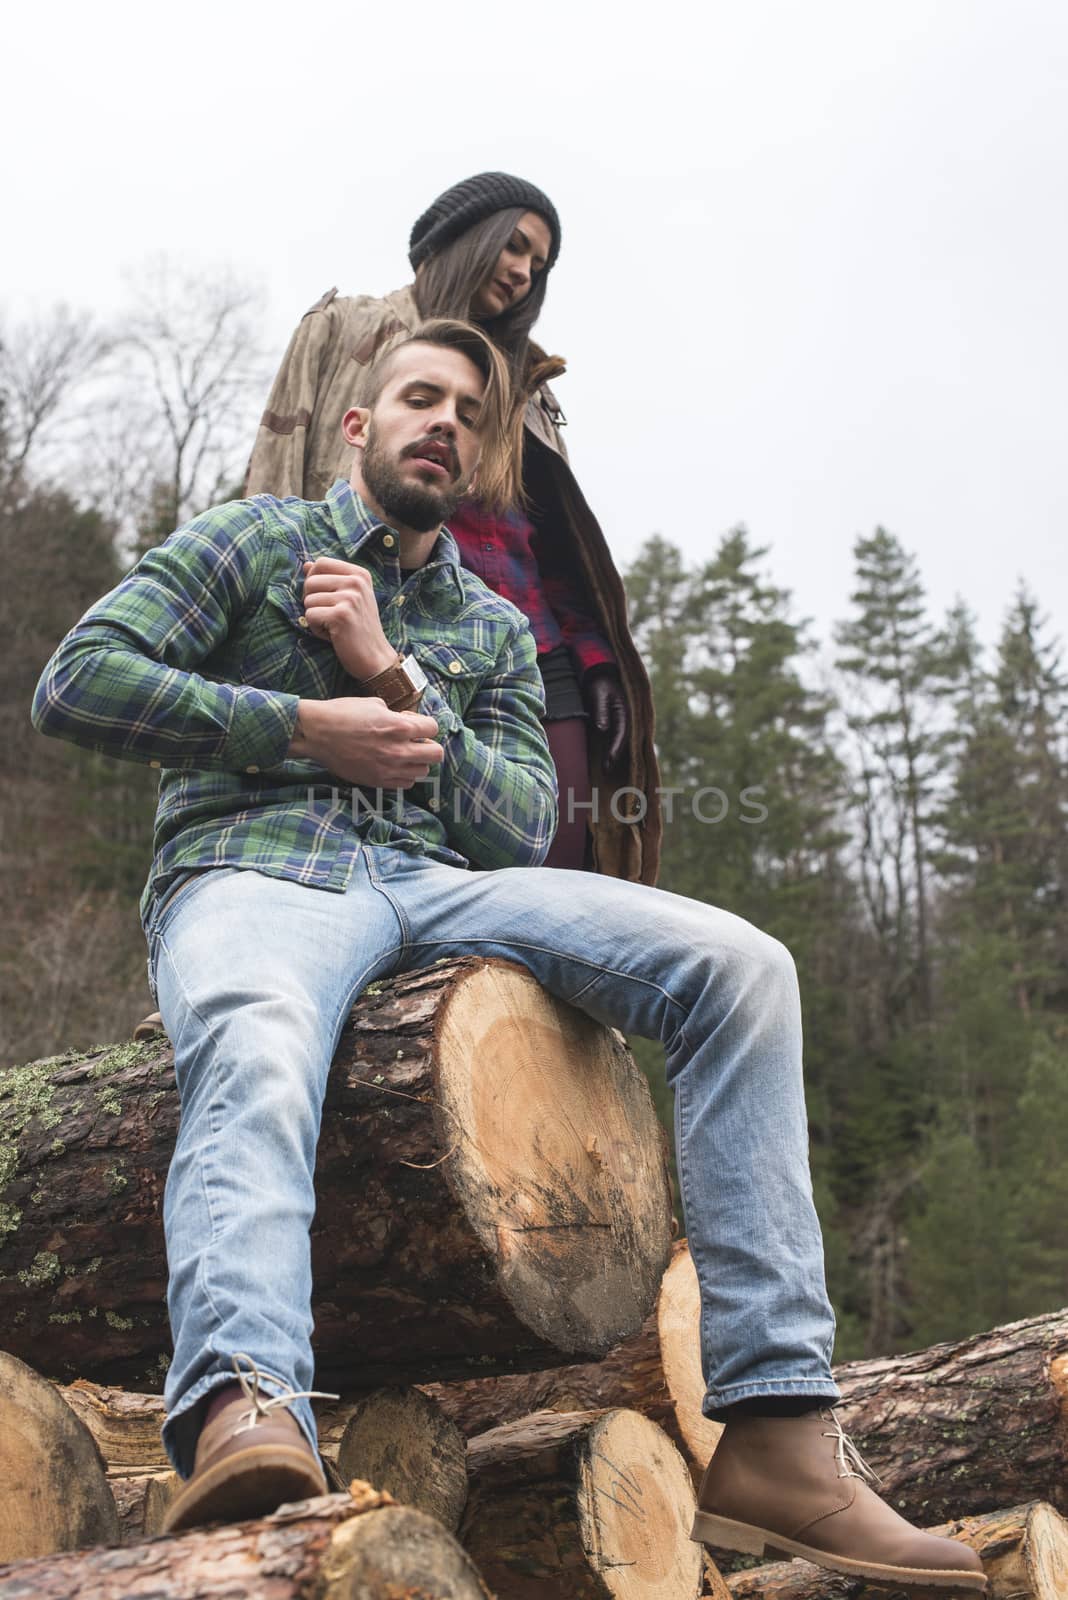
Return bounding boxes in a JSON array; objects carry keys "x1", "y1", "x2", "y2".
[{"x1": 6, "y1": 0, "x2": 1066, "y2": 654}]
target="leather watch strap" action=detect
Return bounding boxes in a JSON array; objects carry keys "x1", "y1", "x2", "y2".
[{"x1": 359, "y1": 654, "x2": 422, "y2": 711}]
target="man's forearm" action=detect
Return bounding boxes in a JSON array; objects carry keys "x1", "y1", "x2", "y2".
[{"x1": 32, "y1": 623, "x2": 299, "y2": 772}]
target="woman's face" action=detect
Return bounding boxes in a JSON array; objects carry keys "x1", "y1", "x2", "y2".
[{"x1": 471, "y1": 210, "x2": 553, "y2": 319}]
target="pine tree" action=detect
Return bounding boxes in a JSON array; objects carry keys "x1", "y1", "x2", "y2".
[
  {"x1": 905, "y1": 590, "x2": 1068, "y2": 1346},
  {"x1": 835, "y1": 528, "x2": 955, "y2": 1028}
]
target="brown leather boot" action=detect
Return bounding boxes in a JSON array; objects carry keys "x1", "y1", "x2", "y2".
[
  {"x1": 692, "y1": 1411, "x2": 986, "y2": 1591},
  {"x1": 162, "y1": 1360, "x2": 331, "y2": 1534},
  {"x1": 133, "y1": 1010, "x2": 166, "y2": 1040}
]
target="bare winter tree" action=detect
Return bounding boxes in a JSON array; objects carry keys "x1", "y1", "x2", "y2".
[
  {"x1": 89, "y1": 258, "x2": 268, "y2": 546},
  {"x1": 0, "y1": 306, "x2": 107, "y2": 505}
]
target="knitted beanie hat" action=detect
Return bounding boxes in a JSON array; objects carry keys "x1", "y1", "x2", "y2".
[{"x1": 408, "y1": 172, "x2": 561, "y2": 272}]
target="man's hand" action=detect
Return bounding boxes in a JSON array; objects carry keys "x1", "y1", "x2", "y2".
[
  {"x1": 302, "y1": 558, "x2": 397, "y2": 681},
  {"x1": 288, "y1": 697, "x2": 443, "y2": 788},
  {"x1": 584, "y1": 665, "x2": 628, "y2": 775}
]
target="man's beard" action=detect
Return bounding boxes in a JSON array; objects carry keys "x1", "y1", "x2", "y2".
[{"x1": 362, "y1": 426, "x2": 471, "y2": 533}]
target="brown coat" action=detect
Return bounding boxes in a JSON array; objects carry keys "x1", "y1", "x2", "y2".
[{"x1": 246, "y1": 286, "x2": 661, "y2": 884}]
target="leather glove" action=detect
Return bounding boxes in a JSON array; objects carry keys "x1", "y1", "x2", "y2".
[{"x1": 584, "y1": 665, "x2": 628, "y2": 775}]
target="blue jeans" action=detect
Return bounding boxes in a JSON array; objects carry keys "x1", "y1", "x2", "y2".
[{"x1": 149, "y1": 848, "x2": 838, "y2": 1475}]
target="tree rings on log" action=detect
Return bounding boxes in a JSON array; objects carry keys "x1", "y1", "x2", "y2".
[
  {"x1": 430, "y1": 959, "x2": 673, "y2": 1358},
  {"x1": 649, "y1": 1240, "x2": 722, "y2": 1478},
  {"x1": 462, "y1": 1406, "x2": 703, "y2": 1599},
  {"x1": 336, "y1": 1386, "x2": 468, "y2": 1532},
  {"x1": 0, "y1": 1350, "x2": 119, "y2": 1562}
]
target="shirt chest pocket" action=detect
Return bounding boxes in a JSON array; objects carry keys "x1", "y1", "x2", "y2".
[
  {"x1": 416, "y1": 640, "x2": 497, "y2": 717},
  {"x1": 239, "y1": 580, "x2": 342, "y2": 699}
]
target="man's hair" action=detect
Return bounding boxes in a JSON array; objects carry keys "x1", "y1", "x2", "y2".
[{"x1": 366, "y1": 318, "x2": 521, "y2": 509}]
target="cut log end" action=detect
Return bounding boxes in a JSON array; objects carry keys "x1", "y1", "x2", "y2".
[
  {"x1": 323, "y1": 1502, "x2": 491, "y2": 1599},
  {"x1": 336, "y1": 1386, "x2": 468, "y2": 1532},
  {"x1": 437, "y1": 961, "x2": 673, "y2": 1360},
  {"x1": 1024, "y1": 1502, "x2": 1068, "y2": 1600},
  {"x1": 464, "y1": 1406, "x2": 703, "y2": 1599},
  {"x1": 657, "y1": 1242, "x2": 723, "y2": 1474},
  {"x1": 576, "y1": 1409, "x2": 705, "y2": 1599},
  {"x1": 0, "y1": 1351, "x2": 120, "y2": 1563}
]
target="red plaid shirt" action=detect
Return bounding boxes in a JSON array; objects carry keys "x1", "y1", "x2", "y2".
[{"x1": 447, "y1": 499, "x2": 617, "y2": 679}]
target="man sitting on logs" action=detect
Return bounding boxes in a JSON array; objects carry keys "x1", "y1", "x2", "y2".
[{"x1": 32, "y1": 319, "x2": 984, "y2": 1591}]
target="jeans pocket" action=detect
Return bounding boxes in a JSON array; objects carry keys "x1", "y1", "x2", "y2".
[{"x1": 147, "y1": 870, "x2": 225, "y2": 990}]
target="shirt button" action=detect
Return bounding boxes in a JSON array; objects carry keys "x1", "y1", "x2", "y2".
[
  {"x1": 483, "y1": 543, "x2": 493, "y2": 551},
  {"x1": 246, "y1": 765, "x2": 260, "y2": 774},
  {"x1": 394, "y1": 594, "x2": 406, "y2": 606},
  {"x1": 382, "y1": 534, "x2": 395, "y2": 549},
  {"x1": 428, "y1": 795, "x2": 441, "y2": 811},
  {"x1": 298, "y1": 616, "x2": 310, "y2": 629},
  {"x1": 447, "y1": 660, "x2": 462, "y2": 675}
]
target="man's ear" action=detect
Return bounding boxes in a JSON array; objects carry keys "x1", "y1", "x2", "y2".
[{"x1": 341, "y1": 406, "x2": 371, "y2": 448}]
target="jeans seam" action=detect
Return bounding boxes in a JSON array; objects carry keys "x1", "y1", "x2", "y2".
[
  {"x1": 674, "y1": 1061, "x2": 712, "y2": 1383},
  {"x1": 404, "y1": 935, "x2": 692, "y2": 1020},
  {"x1": 325, "y1": 947, "x2": 407, "y2": 1045},
  {"x1": 363, "y1": 849, "x2": 412, "y2": 951},
  {"x1": 156, "y1": 933, "x2": 229, "y2": 1342}
]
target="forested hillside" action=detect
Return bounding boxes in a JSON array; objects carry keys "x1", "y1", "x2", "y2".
[{"x1": 2, "y1": 292, "x2": 1065, "y2": 1368}]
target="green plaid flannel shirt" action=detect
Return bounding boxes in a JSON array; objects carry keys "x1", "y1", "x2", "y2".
[{"x1": 32, "y1": 481, "x2": 558, "y2": 929}]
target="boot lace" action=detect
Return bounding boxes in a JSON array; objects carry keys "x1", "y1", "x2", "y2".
[
  {"x1": 820, "y1": 1408, "x2": 883, "y2": 1486},
  {"x1": 229, "y1": 1352, "x2": 339, "y2": 1436}
]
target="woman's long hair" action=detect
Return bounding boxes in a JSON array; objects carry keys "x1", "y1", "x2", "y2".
[{"x1": 412, "y1": 207, "x2": 552, "y2": 395}]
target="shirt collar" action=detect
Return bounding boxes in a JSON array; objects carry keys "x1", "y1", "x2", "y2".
[{"x1": 326, "y1": 479, "x2": 465, "y2": 603}]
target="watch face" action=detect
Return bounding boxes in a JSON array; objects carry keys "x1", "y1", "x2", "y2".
[{"x1": 402, "y1": 655, "x2": 428, "y2": 694}]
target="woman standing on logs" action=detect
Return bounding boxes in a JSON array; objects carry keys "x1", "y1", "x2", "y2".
[{"x1": 246, "y1": 171, "x2": 660, "y2": 881}]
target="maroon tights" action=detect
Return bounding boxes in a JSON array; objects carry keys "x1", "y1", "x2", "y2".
[{"x1": 542, "y1": 717, "x2": 592, "y2": 871}]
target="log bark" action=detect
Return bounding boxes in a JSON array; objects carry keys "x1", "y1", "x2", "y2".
[
  {"x1": 460, "y1": 1407, "x2": 704, "y2": 1599},
  {"x1": 833, "y1": 1312, "x2": 1068, "y2": 1523},
  {"x1": 0, "y1": 958, "x2": 672, "y2": 1389},
  {"x1": 0, "y1": 1486, "x2": 492, "y2": 1600},
  {"x1": 0, "y1": 1351, "x2": 119, "y2": 1563},
  {"x1": 336, "y1": 1386, "x2": 468, "y2": 1533},
  {"x1": 702, "y1": 1553, "x2": 733, "y2": 1600},
  {"x1": 107, "y1": 1471, "x2": 179, "y2": 1543},
  {"x1": 423, "y1": 1239, "x2": 722, "y2": 1484},
  {"x1": 725, "y1": 1500, "x2": 1068, "y2": 1600}
]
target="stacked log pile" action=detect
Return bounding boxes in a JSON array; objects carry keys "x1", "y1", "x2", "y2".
[
  {"x1": 420, "y1": 1236, "x2": 724, "y2": 1482},
  {"x1": 0, "y1": 958, "x2": 701, "y2": 1595},
  {"x1": 0, "y1": 959, "x2": 673, "y2": 1390},
  {"x1": 2, "y1": 955, "x2": 1067, "y2": 1595}
]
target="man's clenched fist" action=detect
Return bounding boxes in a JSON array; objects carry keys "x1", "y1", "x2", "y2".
[
  {"x1": 302, "y1": 557, "x2": 397, "y2": 682},
  {"x1": 288, "y1": 698, "x2": 443, "y2": 789}
]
